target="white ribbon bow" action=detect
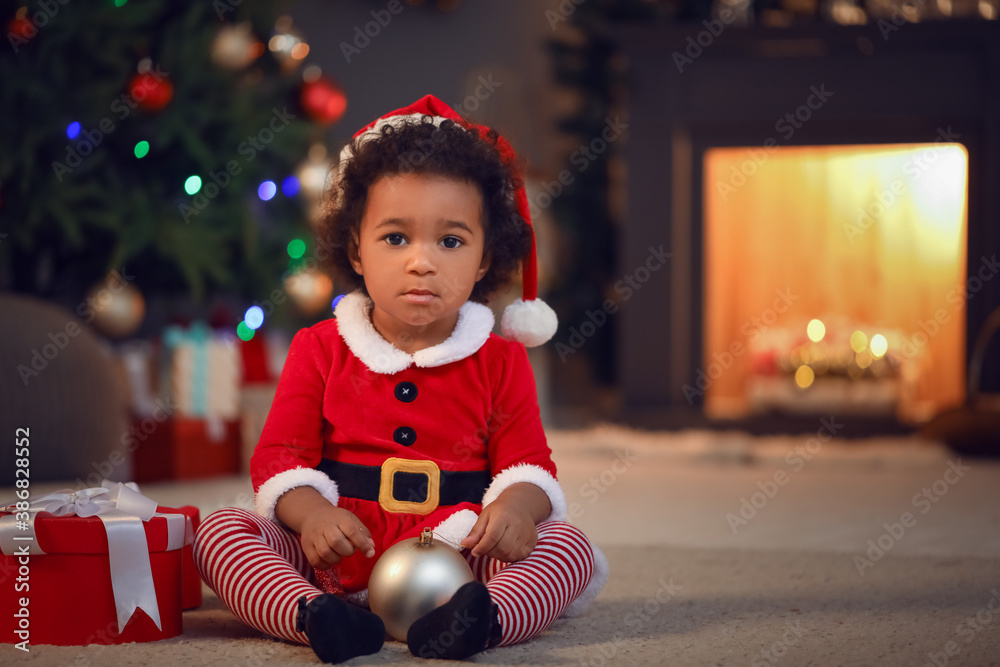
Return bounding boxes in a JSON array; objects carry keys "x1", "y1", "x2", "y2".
[{"x1": 0, "y1": 482, "x2": 164, "y2": 633}]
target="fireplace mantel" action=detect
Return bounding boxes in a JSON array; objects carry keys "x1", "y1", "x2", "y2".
[{"x1": 609, "y1": 20, "x2": 1000, "y2": 427}]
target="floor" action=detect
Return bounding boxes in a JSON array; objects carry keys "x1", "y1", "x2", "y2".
[
  {"x1": 122, "y1": 423, "x2": 1000, "y2": 559},
  {"x1": 5, "y1": 424, "x2": 1000, "y2": 665}
]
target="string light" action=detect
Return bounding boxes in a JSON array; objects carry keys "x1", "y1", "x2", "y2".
[
  {"x1": 806, "y1": 319, "x2": 826, "y2": 342},
  {"x1": 795, "y1": 365, "x2": 815, "y2": 389},
  {"x1": 287, "y1": 239, "x2": 306, "y2": 259},
  {"x1": 282, "y1": 175, "x2": 301, "y2": 196},
  {"x1": 244, "y1": 305, "x2": 265, "y2": 330},
  {"x1": 184, "y1": 176, "x2": 202, "y2": 195},
  {"x1": 870, "y1": 334, "x2": 888, "y2": 358},
  {"x1": 303, "y1": 64, "x2": 322, "y2": 83},
  {"x1": 258, "y1": 180, "x2": 277, "y2": 201},
  {"x1": 850, "y1": 330, "x2": 868, "y2": 353}
]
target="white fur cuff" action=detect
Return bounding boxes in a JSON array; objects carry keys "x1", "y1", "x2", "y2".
[
  {"x1": 482, "y1": 463, "x2": 567, "y2": 523},
  {"x1": 254, "y1": 466, "x2": 340, "y2": 525},
  {"x1": 433, "y1": 509, "x2": 479, "y2": 550}
]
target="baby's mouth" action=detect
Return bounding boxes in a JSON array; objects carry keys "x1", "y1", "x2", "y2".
[{"x1": 402, "y1": 289, "x2": 436, "y2": 304}]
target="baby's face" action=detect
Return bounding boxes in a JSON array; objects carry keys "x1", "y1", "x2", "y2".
[{"x1": 351, "y1": 172, "x2": 490, "y2": 339}]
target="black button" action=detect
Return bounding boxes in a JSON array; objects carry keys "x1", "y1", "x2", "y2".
[
  {"x1": 394, "y1": 381, "x2": 417, "y2": 402},
  {"x1": 393, "y1": 426, "x2": 416, "y2": 446}
]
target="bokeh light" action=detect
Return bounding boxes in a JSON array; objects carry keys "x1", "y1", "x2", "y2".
[
  {"x1": 134, "y1": 141, "x2": 150, "y2": 158},
  {"x1": 806, "y1": 319, "x2": 826, "y2": 343},
  {"x1": 282, "y1": 175, "x2": 301, "y2": 196},
  {"x1": 66, "y1": 122, "x2": 81, "y2": 139},
  {"x1": 184, "y1": 175, "x2": 202, "y2": 195},
  {"x1": 794, "y1": 365, "x2": 815, "y2": 389},
  {"x1": 287, "y1": 239, "x2": 306, "y2": 259},
  {"x1": 236, "y1": 322, "x2": 255, "y2": 341},
  {"x1": 870, "y1": 334, "x2": 888, "y2": 358},
  {"x1": 244, "y1": 305, "x2": 264, "y2": 330},
  {"x1": 850, "y1": 330, "x2": 868, "y2": 353},
  {"x1": 258, "y1": 180, "x2": 277, "y2": 201}
]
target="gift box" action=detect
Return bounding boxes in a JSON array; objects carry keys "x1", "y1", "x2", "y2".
[
  {"x1": 163, "y1": 504, "x2": 202, "y2": 610},
  {"x1": 163, "y1": 322, "x2": 241, "y2": 420},
  {"x1": 1, "y1": 485, "x2": 195, "y2": 646},
  {"x1": 130, "y1": 416, "x2": 242, "y2": 482}
]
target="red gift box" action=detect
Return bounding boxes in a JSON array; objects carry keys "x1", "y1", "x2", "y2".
[
  {"x1": 130, "y1": 417, "x2": 242, "y2": 483},
  {"x1": 165, "y1": 504, "x2": 203, "y2": 610},
  {"x1": 1, "y1": 491, "x2": 194, "y2": 646}
]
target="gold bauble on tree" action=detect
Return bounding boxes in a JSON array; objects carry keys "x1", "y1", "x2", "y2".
[
  {"x1": 284, "y1": 267, "x2": 334, "y2": 315},
  {"x1": 86, "y1": 274, "x2": 145, "y2": 338},
  {"x1": 211, "y1": 22, "x2": 264, "y2": 70},
  {"x1": 368, "y1": 528, "x2": 475, "y2": 642}
]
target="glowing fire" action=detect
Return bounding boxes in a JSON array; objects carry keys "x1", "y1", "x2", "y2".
[{"x1": 703, "y1": 143, "x2": 968, "y2": 422}]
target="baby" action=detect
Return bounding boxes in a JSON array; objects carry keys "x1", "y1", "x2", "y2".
[{"x1": 194, "y1": 94, "x2": 607, "y2": 663}]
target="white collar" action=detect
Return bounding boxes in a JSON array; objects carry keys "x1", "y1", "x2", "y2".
[{"x1": 334, "y1": 291, "x2": 495, "y2": 374}]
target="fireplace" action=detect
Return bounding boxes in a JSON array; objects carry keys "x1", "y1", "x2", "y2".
[
  {"x1": 611, "y1": 20, "x2": 1000, "y2": 430},
  {"x1": 703, "y1": 142, "x2": 968, "y2": 422}
]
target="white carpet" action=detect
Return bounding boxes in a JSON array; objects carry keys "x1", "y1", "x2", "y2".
[{"x1": 5, "y1": 425, "x2": 1000, "y2": 666}]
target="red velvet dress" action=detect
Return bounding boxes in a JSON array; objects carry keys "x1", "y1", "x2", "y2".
[{"x1": 250, "y1": 292, "x2": 565, "y2": 593}]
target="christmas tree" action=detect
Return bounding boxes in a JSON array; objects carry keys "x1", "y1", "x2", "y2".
[{"x1": 1, "y1": 0, "x2": 339, "y2": 309}]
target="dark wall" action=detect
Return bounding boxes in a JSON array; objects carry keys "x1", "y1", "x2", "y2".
[
  {"x1": 611, "y1": 20, "x2": 1000, "y2": 418},
  {"x1": 289, "y1": 0, "x2": 573, "y2": 173}
]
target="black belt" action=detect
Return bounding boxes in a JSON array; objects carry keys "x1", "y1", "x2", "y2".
[{"x1": 317, "y1": 458, "x2": 490, "y2": 514}]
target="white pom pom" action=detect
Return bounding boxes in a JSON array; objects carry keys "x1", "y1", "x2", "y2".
[{"x1": 500, "y1": 298, "x2": 558, "y2": 347}]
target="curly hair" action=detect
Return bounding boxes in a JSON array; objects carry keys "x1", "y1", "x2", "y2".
[{"x1": 317, "y1": 116, "x2": 531, "y2": 304}]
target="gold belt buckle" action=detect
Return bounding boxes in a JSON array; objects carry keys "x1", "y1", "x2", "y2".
[{"x1": 379, "y1": 457, "x2": 440, "y2": 515}]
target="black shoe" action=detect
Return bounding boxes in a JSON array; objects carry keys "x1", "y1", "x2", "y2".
[
  {"x1": 406, "y1": 582, "x2": 502, "y2": 660},
  {"x1": 296, "y1": 594, "x2": 385, "y2": 663}
]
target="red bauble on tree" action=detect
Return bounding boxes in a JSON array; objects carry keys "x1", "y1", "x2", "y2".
[
  {"x1": 300, "y1": 76, "x2": 347, "y2": 125},
  {"x1": 8, "y1": 17, "x2": 35, "y2": 40},
  {"x1": 128, "y1": 72, "x2": 174, "y2": 112}
]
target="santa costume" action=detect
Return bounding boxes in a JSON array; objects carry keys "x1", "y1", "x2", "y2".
[{"x1": 194, "y1": 94, "x2": 609, "y2": 655}]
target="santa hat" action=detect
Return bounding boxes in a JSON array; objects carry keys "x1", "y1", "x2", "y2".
[{"x1": 335, "y1": 94, "x2": 558, "y2": 347}]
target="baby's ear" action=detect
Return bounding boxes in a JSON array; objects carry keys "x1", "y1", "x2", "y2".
[
  {"x1": 477, "y1": 251, "x2": 491, "y2": 281},
  {"x1": 348, "y1": 235, "x2": 363, "y2": 275}
]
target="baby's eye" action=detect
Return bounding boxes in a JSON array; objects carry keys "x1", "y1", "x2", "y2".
[
  {"x1": 384, "y1": 233, "x2": 406, "y2": 246},
  {"x1": 441, "y1": 236, "x2": 463, "y2": 249}
]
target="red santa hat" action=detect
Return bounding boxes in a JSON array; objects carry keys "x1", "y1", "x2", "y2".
[{"x1": 335, "y1": 94, "x2": 558, "y2": 347}]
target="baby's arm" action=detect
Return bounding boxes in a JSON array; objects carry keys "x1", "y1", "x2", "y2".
[
  {"x1": 461, "y1": 482, "x2": 552, "y2": 563},
  {"x1": 276, "y1": 486, "x2": 376, "y2": 569}
]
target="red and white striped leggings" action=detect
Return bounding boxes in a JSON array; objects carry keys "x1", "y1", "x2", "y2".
[{"x1": 194, "y1": 507, "x2": 595, "y2": 647}]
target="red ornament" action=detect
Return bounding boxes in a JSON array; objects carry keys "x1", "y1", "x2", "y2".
[
  {"x1": 128, "y1": 72, "x2": 174, "y2": 112},
  {"x1": 300, "y1": 77, "x2": 347, "y2": 125},
  {"x1": 8, "y1": 17, "x2": 35, "y2": 40}
]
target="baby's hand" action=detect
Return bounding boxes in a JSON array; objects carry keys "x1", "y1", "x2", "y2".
[
  {"x1": 300, "y1": 505, "x2": 376, "y2": 570},
  {"x1": 461, "y1": 499, "x2": 538, "y2": 563}
]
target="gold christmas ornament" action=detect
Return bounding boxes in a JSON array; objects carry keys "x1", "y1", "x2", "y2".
[
  {"x1": 86, "y1": 275, "x2": 145, "y2": 338},
  {"x1": 211, "y1": 22, "x2": 263, "y2": 71},
  {"x1": 284, "y1": 268, "x2": 334, "y2": 315},
  {"x1": 368, "y1": 528, "x2": 475, "y2": 642}
]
